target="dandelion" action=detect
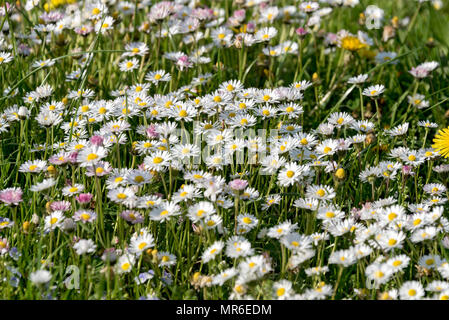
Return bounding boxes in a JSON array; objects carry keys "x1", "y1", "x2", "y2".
[{"x1": 432, "y1": 126, "x2": 449, "y2": 158}]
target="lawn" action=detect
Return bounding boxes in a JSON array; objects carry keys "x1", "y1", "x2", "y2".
[{"x1": 0, "y1": 0, "x2": 449, "y2": 300}]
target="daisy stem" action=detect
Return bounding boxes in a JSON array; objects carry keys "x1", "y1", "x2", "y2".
[
  {"x1": 95, "y1": 175, "x2": 104, "y2": 240},
  {"x1": 280, "y1": 244, "x2": 287, "y2": 277},
  {"x1": 422, "y1": 128, "x2": 428, "y2": 149},
  {"x1": 403, "y1": 2, "x2": 422, "y2": 45},
  {"x1": 374, "y1": 98, "x2": 381, "y2": 130},
  {"x1": 331, "y1": 266, "x2": 343, "y2": 300},
  {"x1": 359, "y1": 86, "x2": 364, "y2": 121},
  {"x1": 234, "y1": 195, "x2": 239, "y2": 234}
]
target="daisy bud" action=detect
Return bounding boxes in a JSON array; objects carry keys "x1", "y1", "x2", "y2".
[
  {"x1": 90, "y1": 135, "x2": 104, "y2": 146},
  {"x1": 246, "y1": 22, "x2": 256, "y2": 33},
  {"x1": 335, "y1": 168, "x2": 345, "y2": 179},
  {"x1": 23, "y1": 221, "x2": 30, "y2": 233},
  {"x1": 229, "y1": 179, "x2": 248, "y2": 191},
  {"x1": 192, "y1": 272, "x2": 201, "y2": 282},
  {"x1": 200, "y1": 276, "x2": 213, "y2": 288},
  {"x1": 31, "y1": 214, "x2": 39, "y2": 225},
  {"x1": 45, "y1": 201, "x2": 52, "y2": 213},
  {"x1": 62, "y1": 97, "x2": 68, "y2": 105},
  {"x1": 75, "y1": 193, "x2": 93, "y2": 204},
  {"x1": 295, "y1": 27, "x2": 308, "y2": 38},
  {"x1": 18, "y1": 106, "x2": 29, "y2": 120},
  {"x1": 151, "y1": 249, "x2": 158, "y2": 263},
  {"x1": 391, "y1": 16, "x2": 399, "y2": 28},
  {"x1": 358, "y1": 12, "x2": 365, "y2": 25},
  {"x1": 441, "y1": 236, "x2": 449, "y2": 249},
  {"x1": 62, "y1": 218, "x2": 76, "y2": 233},
  {"x1": 312, "y1": 72, "x2": 319, "y2": 82},
  {"x1": 101, "y1": 248, "x2": 118, "y2": 263}
]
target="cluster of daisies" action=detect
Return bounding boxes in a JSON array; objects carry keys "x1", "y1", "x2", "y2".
[{"x1": 0, "y1": 0, "x2": 449, "y2": 300}]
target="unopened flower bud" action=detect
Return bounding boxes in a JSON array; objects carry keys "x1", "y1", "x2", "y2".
[
  {"x1": 18, "y1": 106, "x2": 29, "y2": 120},
  {"x1": 23, "y1": 221, "x2": 30, "y2": 232},
  {"x1": 31, "y1": 214, "x2": 39, "y2": 225},
  {"x1": 62, "y1": 218, "x2": 76, "y2": 232},
  {"x1": 335, "y1": 168, "x2": 345, "y2": 179}
]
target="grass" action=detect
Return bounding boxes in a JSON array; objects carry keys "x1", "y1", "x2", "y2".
[{"x1": 0, "y1": 0, "x2": 448, "y2": 300}]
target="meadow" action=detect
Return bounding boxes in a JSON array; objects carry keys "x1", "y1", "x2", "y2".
[{"x1": 0, "y1": 0, "x2": 449, "y2": 300}]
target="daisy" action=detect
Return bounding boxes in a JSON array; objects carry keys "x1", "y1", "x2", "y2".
[
  {"x1": 225, "y1": 236, "x2": 254, "y2": 258},
  {"x1": 211, "y1": 27, "x2": 233, "y2": 47},
  {"x1": 146, "y1": 70, "x2": 171, "y2": 84},
  {"x1": 317, "y1": 206, "x2": 345, "y2": 223},
  {"x1": 172, "y1": 184, "x2": 201, "y2": 203},
  {"x1": 202, "y1": 241, "x2": 224, "y2": 263},
  {"x1": 29, "y1": 270, "x2": 52, "y2": 285},
  {"x1": 62, "y1": 184, "x2": 84, "y2": 197},
  {"x1": 0, "y1": 51, "x2": 13, "y2": 64},
  {"x1": 300, "y1": 1, "x2": 319, "y2": 13},
  {"x1": 144, "y1": 151, "x2": 171, "y2": 171},
  {"x1": 73, "y1": 239, "x2": 97, "y2": 255},
  {"x1": 188, "y1": 201, "x2": 215, "y2": 222},
  {"x1": 149, "y1": 201, "x2": 180, "y2": 222},
  {"x1": 213, "y1": 268, "x2": 238, "y2": 286},
  {"x1": 376, "y1": 230, "x2": 406, "y2": 251},
  {"x1": 410, "y1": 226, "x2": 438, "y2": 243},
  {"x1": 255, "y1": 27, "x2": 278, "y2": 42},
  {"x1": 386, "y1": 123, "x2": 409, "y2": 136},
  {"x1": 426, "y1": 280, "x2": 449, "y2": 293},
  {"x1": 375, "y1": 51, "x2": 398, "y2": 64},
  {"x1": 44, "y1": 211, "x2": 65, "y2": 232},
  {"x1": 267, "y1": 221, "x2": 298, "y2": 239},
  {"x1": 107, "y1": 187, "x2": 136, "y2": 204},
  {"x1": 125, "y1": 170, "x2": 152, "y2": 186},
  {"x1": 237, "y1": 214, "x2": 258, "y2": 230},
  {"x1": 77, "y1": 146, "x2": 107, "y2": 167},
  {"x1": 95, "y1": 16, "x2": 114, "y2": 34},
  {"x1": 119, "y1": 58, "x2": 139, "y2": 72},
  {"x1": 280, "y1": 233, "x2": 312, "y2": 252},
  {"x1": 123, "y1": 42, "x2": 149, "y2": 57},
  {"x1": 294, "y1": 198, "x2": 319, "y2": 211},
  {"x1": 305, "y1": 266, "x2": 329, "y2": 277},
  {"x1": 121, "y1": 210, "x2": 144, "y2": 224},
  {"x1": 328, "y1": 112, "x2": 354, "y2": 128},
  {"x1": 365, "y1": 263, "x2": 394, "y2": 285},
  {"x1": 30, "y1": 178, "x2": 57, "y2": 192},
  {"x1": 278, "y1": 162, "x2": 310, "y2": 186},
  {"x1": 129, "y1": 233, "x2": 155, "y2": 256},
  {"x1": 362, "y1": 84, "x2": 385, "y2": 97},
  {"x1": 157, "y1": 251, "x2": 177, "y2": 267},
  {"x1": 32, "y1": 59, "x2": 55, "y2": 69},
  {"x1": 328, "y1": 249, "x2": 357, "y2": 267},
  {"x1": 315, "y1": 139, "x2": 339, "y2": 157},
  {"x1": 399, "y1": 281, "x2": 425, "y2": 300},
  {"x1": 273, "y1": 280, "x2": 294, "y2": 300},
  {"x1": 19, "y1": 160, "x2": 47, "y2": 173},
  {"x1": 423, "y1": 183, "x2": 447, "y2": 196},
  {"x1": 348, "y1": 74, "x2": 368, "y2": 84},
  {"x1": 408, "y1": 94, "x2": 429, "y2": 109},
  {"x1": 261, "y1": 194, "x2": 281, "y2": 210},
  {"x1": 410, "y1": 61, "x2": 439, "y2": 78},
  {"x1": 116, "y1": 254, "x2": 135, "y2": 273},
  {"x1": 386, "y1": 255, "x2": 410, "y2": 272},
  {"x1": 306, "y1": 185, "x2": 336, "y2": 201}
]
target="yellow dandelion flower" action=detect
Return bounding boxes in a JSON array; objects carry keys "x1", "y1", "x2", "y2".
[
  {"x1": 340, "y1": 36, "x2": 367, "y2": 51},
  {"x1": 432, "y1": 126, "x2": 449, "y2": 158}
]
